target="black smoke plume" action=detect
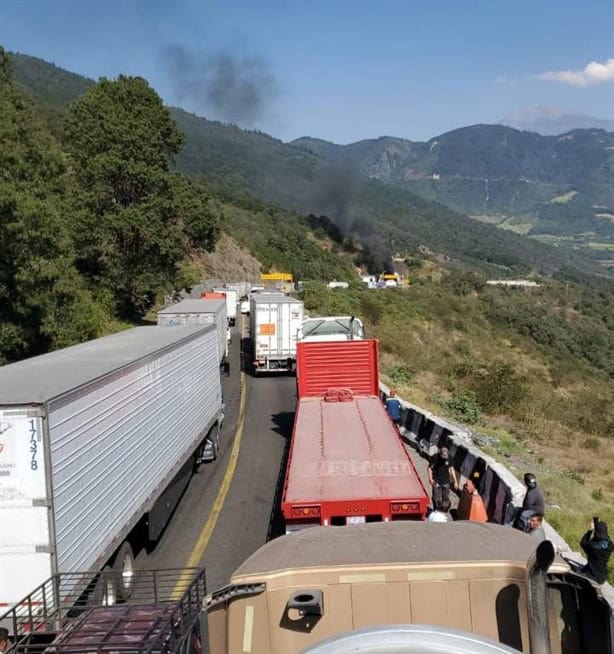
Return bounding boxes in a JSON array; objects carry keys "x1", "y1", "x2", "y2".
[
  {"x1": 164, "y1": 44, "x2": 279, "y2": 126},
  {"x1": 315, "y1": 165, "x2": 392, "y2": 273}
]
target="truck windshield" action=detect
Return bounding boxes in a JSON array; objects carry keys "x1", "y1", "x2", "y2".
[{"x1": 302, "y1": 319, "x2": 364, "y2": 338}]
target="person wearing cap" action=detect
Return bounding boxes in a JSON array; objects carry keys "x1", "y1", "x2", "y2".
[
  {"x1": 579, "y1": 518, "x2": 614, "y2": 584},
  {"x1": 385, "y1": 390, "x2": 402, "y2": 427},
  {"x1": 428, "y1": 446, "x2": 458, "y2": 508}
]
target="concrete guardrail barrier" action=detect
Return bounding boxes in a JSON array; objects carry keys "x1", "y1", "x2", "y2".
[{"x1": 380, "y1": 383, "x2": 614, "y2": 607}]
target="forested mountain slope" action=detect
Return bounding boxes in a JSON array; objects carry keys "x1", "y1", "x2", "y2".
[
  {"x1": 0, "y1": 49, "x2": 354, "y2": 364},
  {"x1": 292, "y1": 126, "x2": 614, "y2": 240},
  {"x1": 9, "y1": 51, "x2": 609, "y2": 279}
]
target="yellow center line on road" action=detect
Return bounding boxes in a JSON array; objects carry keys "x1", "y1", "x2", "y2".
[{"x1": 171, "y1": 319, "x2": 248, "y2": 599}]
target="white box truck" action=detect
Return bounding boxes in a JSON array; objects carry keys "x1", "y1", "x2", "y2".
[
  {"x1": 0, "y1": 325, "x2": 223, "y2": 610},
  {"x1": 213, "y1": 288, "x2": 238, "y2": 326},
  {"x1": 157, "y1": 298, "x2": 227, "y2": 363},
  {"x1": 249, "y1": 294, "x2": 304, "y2": 374}
]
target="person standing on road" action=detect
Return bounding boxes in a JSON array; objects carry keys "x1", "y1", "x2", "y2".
[
  {"x1": 428, "y1": 446, "x2": 458, "y2": 507},
  {"x1": 385, "y1": 390, "x2": 402, "y2": 427},
  {"x1": 579, "y1": 518, "x2": 614, "y2": 584}
]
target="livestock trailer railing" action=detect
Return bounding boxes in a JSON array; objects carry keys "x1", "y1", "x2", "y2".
[{"x1": 1, "y1": 568, "x2": 206, "y2": 653}]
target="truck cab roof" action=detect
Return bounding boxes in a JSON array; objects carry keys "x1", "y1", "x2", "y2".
[{"x1": 207, "y1": 522, "x2": 612, "y2": 654}]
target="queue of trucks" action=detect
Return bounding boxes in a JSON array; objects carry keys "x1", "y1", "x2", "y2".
[{"x1": 2, "y1": 283, "x2": 613, "y2": 653}]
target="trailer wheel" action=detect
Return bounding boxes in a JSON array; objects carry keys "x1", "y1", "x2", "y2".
[
  {"x1": 114, "y1": 541, "x2": 135, "y2": 601},
  {"x1": 211, "y1": 425, "x2": 220, "y2": 461},
  {"x1": 92, "y1": 566, "x2": 118, "y2": 606}
]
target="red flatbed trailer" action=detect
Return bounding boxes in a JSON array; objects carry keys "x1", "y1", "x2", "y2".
[{"x1": 281, "y1": 340, "x2": 428, "y2": 531}]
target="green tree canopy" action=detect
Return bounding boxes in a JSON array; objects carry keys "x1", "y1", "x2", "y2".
[
  {"x1": 64, "y1": 76, "x2": 189, "y2": 318},
  {"x1": 0, "y1": 53, "x2": 103, "y2": 362}
]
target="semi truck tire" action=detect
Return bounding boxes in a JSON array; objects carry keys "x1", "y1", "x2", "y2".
[
  {"x1": 92, "y1": 566, "x2": 119, "y2": 607},
  {"x1": 114, "y1": 541, "x2": 135, "y2": 601}
]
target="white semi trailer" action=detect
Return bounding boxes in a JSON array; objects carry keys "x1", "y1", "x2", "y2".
[
  {"x1": 214, "y1": 288, "x2": 238, "y2": 326},
  {"x1": 249, "y1": 293, "x2": 303, "y2": 374},
  {"x1": 0, "y1": 325, "x2": 223, "y2": 610},
  {"x1": 157, "y1": 298, "x2": 228, "y2": 364}
]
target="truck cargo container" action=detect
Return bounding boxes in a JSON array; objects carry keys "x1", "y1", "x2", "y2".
[
  {"x1": 0, "y1": 325, "x2": 223, "y2": 611},
  {"x1": 201, "y1": 291, "x2": 225, "y2": 300},
  {"x1": 226, "y1": 281, "x2": 250, "y2": 298},
  {"x1": 282, "y1": 340, "x2": 428, "y2": 531},
  {"x1": 157, "y1": 298, "x2": 227, "y2": 364},
  {"x1": 214, "y1": 288, "x2": 238, "y2": 326},
  {"x1": 249, "y1": 293, "x2": 303, "y2": 374}
]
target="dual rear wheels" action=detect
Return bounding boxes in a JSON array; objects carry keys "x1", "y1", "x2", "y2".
[{"x1": 92, "y1": 541, "x2": 135, "y2": 606}]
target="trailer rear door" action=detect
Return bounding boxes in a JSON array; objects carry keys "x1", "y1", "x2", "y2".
[{"x1": 0, "y1": 410, "x2": 53, "y2": 607}]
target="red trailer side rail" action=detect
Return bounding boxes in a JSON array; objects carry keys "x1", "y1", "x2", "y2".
[{"x1": 282, "y1": 340, "x2": 428, "y2": 531}]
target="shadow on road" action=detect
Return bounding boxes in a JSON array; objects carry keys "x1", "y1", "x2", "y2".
[
  {"x1": 267, "y1": 410, "x2": 295, "y2": 540},
  {"x1": 271, "y1": 410, "x2": 294, "y2": 439}
]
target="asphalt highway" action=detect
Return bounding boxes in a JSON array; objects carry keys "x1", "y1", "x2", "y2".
[{"x1": 137, "y1": 318, "x2": 294, "y2": 592}]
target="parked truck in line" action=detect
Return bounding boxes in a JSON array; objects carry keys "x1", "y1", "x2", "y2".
[
  {"x1": 281, "y1": 339, "x2": 428, "y2": 531},
  {"x1": 249, "y1": 293, "x2": 304, "y2": 374},
  {"x1": 0, "y1": 325, "x2": 223, "y2": 612},
  {"x1": 157, "y1": 298, "x2": 228, "y2": 364},
  {"x1": 213, "y1": 288, "x2": 238, "y2": 327},
  {"x1": 298, "y1": 316, "x2": 365, "y2": 342}
]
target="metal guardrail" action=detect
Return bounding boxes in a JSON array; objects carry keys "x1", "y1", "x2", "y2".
[{"x1": 380, "y1": 382, "x2": 614, "y2": 609}]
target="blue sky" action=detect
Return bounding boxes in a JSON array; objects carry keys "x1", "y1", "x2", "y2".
[{"x1": 1, "y1": 0, "x2": 613, "y2": 143}]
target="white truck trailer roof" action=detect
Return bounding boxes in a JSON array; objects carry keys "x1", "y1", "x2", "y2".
[
  {"x1": 157, "y1": 299, "x2": 227, "y2": 362},
  {"x1": 157, "y1": 298, "x2": 225, "y2": 317},
  {"x1": 250, "y1": 293, "x2": 297, "y2": 304},
  {"x1": 0, "y1": 325, "x2": 212, "y2": 406}
]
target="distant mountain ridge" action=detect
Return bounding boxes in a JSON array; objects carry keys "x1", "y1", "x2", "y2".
[
  {"x1": 291, "y1": 126, "x2": 614, "y2": 190},
  {"x1": 500, "y1": 106, "x2": 614, "y2": 136},
  {"x1": 10, "y1": 51, "x2": 94, "y2": 107},
  {"x1": 291, "y1": 126, "x2": 614, "y2": 241}
]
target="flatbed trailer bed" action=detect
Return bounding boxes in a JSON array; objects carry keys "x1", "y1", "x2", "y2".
[
  {"x1": 283, "y1": 394, "x2": 429, "y2": 528},
  {"x1": 281, "y1": 340, "x2": 428, "y2": 530}
]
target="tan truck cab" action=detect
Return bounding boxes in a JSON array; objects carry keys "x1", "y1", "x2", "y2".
[{"x1": 207, "y1": 522, "x2": 613, "y2": 654}]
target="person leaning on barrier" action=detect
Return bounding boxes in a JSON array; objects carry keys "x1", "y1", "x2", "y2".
[
  {"x1": 384, "y1": 389, "x2": 402, "y2": 426},
  {"x1": 578, "y1": 517, "x2": 614, "y2": 585},
  {"x1": 428, "y1": 446, "x2": 458, "y2": 507},
  {"x1": 527, "y1": 513, "x2": 546, "y2": 542}
]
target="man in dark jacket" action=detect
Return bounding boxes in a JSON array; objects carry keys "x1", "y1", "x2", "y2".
[
  {"x1": 428, "y1": 446, "x2": 458, "y2": 507},
  {"x1": 579, "y1": 518, "x2": 614, "y2": 584}
]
